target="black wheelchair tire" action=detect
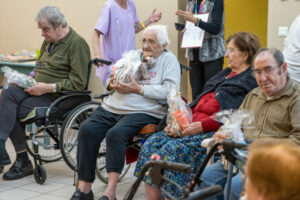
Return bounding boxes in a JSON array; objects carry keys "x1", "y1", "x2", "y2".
[
  {"x1": 34, "y1": 165, "x2": 47, "y2": 185},
  {"x1": 60, "y1": 101, "x2": 101, "y2": 171}
]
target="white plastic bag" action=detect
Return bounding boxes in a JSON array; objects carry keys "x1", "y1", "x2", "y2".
[
  {"x1": 1, "y1": 66, "x2": 36, "y2": 89},
  {"x1": 214, "y1": 109, "x2": 254, "y2": 143},
  {"x1": 112, "y1": 50, "x2": 155, "y2": 83},
  {"x1": 166, "y1": 84, "x2": 192, "y2": 137}
]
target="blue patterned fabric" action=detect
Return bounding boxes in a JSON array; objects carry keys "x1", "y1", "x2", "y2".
[{"x1": 134, "y1": 131, "x2": 214, "y2": 198}]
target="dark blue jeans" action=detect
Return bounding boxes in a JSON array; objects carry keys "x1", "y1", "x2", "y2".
[
  {"x1": 200, "y1": 160, "x2": 242, "y2": 200},
  {"x1": 0, "y1": 86, "x2": 54, "y2": 152},
  {"x1": 77, "y1": 106, "x2": 160, "y2": 183}
]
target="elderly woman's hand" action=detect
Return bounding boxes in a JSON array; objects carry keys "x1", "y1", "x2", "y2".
[
  {"x1": 111, "y1": 75, "x2": 143, "y2": 94},
  {"x1": 176, "y1": 9, "x2": 198, "y2": 25},
  {"x1": 182, "y1": 122, "x2": 203, "y2": 136},
  {"x1": 164, "y1": 122, "x2": 180, "y2": 137}
]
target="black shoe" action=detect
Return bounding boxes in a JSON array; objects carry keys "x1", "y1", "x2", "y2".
[
  {"x1": 70, "y1": 189, "x2": 94, "y2": 200},
  {"x1": 98, "y1": 195, "x2": 116, "y2": 200},
  {"x1": 0, "y1": 140, "x2": 11, "y2": 166},
  {"x1": 0, "y1": 165, "x2": 4, "y2": 173},
  {"x1": 2, "y1": 160, "x2": 33, "y2": 180}
]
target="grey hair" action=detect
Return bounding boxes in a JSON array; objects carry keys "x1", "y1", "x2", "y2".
[
  {"x1": 35, "y1": 6, "x2": 67, "y2": 28},
  {"x1": 143, "y1": 25, "x2": 170, "y2": 48},
  {"x1": 253, "y1": 48, "x2": 285, "y2": 67}
]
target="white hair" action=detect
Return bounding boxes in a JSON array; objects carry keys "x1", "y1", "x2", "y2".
[{"x1": 143, "y1": 24, "x2": 170, "y2": 48}]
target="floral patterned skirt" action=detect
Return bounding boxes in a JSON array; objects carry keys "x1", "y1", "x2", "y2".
[{"x1": 134, "y1": 131, "x2": 214, "y2": 198}]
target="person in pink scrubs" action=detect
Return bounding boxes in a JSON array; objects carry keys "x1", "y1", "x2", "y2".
[{"x1": 92, "y1": 0, "x2": 162, "y2": 84}]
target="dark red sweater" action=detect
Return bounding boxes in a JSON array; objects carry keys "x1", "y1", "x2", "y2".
[{"x1": 190, "y1": 72, "x2": 237, "y2": 132}]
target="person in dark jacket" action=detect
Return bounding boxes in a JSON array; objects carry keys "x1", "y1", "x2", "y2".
[
  {"x1": 133, "y1": 32, "x2": 261, "y2": 199},
  {"x1": 176, "y1": 0, "x2": 225, "y2": 99}
]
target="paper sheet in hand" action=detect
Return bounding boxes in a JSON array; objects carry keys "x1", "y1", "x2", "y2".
[{"x1": 181, "y1": 13, "x2": 209, "y2": 48}]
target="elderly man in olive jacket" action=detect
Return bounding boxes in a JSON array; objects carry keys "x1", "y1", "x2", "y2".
[{"x1": 0, "y1": 6, "x2": 90, "y2": 181}]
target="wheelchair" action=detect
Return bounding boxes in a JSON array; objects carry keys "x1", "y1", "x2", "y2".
[
  {"x1": 22, "y1": 58, "x2": 111, "y2": 184},
  {"x1": 23, "y1": 59, "x2": 189, "y2": 185},
  {"x1": 124, "y1": 140, "x2": 248, "y2": 200}
]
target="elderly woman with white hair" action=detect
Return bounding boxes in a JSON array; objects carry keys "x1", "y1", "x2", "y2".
[{"x1": 71, "y1": 24, "x2": 181, "y2": 200}]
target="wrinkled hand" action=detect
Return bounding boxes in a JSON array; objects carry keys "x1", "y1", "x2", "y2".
[
  {"x1": 110, "y1": 75, "x2": 142, "y2": 94},
  {"x1": 176, "y1": 9, "x2": 198, "y2": 24},
  {"x1": 182, "y1": 122, "x2": 203, "y2": 136},
  {"x1": 147, "y1": 9, "x2": 162, "y2": 24},
  {"x1": 25, "y1": 82, "x2": 53, "y2": 96},
  {"x1": 164, "y1": 122, "x2": 180, "y2": 137}
]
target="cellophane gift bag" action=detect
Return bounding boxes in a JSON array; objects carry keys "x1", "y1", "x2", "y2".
[
  {"x1": 166, "y1": 84, "x2": 192, "y2": 137},
  {"x1": 1, "y1": 66, "x2": 36, "y2": 89}
]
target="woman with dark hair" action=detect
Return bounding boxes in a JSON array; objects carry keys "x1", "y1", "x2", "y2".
[{"x1": 134, "y1": 32, "x2": 261, "y2": 200}]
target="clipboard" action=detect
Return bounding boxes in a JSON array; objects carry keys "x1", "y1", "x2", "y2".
[{"x1": 181, "y1": 13, "x2": 210, "y2": 48}]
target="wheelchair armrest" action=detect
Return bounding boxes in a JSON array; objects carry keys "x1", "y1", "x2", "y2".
[
  {"x1": 60, "y1": 90, "x2": 91, "y2": 95},
  {"x1": 94, "y1": 91, "x2": 113, "y2": 100},
  {"x1": 44, "y1": 92, "x2": 92, "y2": 122}
]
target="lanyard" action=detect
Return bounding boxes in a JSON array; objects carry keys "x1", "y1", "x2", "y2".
[{"x1": 199, "y1": 0, "x2": 206, "y2": 13}]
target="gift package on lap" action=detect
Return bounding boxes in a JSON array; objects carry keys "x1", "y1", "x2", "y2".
[
  {"x1": 212, "y1": 109, "x2": 254, "y2": 170},
  {"x1": 167, "y1": 85, "x2": 192, "y2": 137},
  {"x1": 112, "y1": 50, "x2": 155, "y2": 83},
  {"x1": 1, "y1": 66, "x2": 36, "y2": 89}
]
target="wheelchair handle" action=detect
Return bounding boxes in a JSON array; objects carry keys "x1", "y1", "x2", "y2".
[
  {"x1": 91, "y1": 58, "x2": 112, "y2": 66},
  {"x1": 184, "y1": 185, "x2": 223, "y2": 200}
]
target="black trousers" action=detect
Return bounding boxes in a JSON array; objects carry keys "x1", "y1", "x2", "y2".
[
  {"x1": 77, "y1": 106, "x2": 160, "y2": 183},
  {"x1": 189, "y1": 57, "x2": 223, "y2": 100},
  {"x1": 0, "y1": 86, "x2": 54, "y2": 152}
]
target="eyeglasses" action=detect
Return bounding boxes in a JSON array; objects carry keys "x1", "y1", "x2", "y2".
[
  {"x1": 142, "y1": 38, "x2": 157, "y2": 47},
  {"x1": 252, "y1": 66, "x2": 278, "y2": 77},
  {"x1": 225, "y1": 48, "x2": 241, "y2": 54}
]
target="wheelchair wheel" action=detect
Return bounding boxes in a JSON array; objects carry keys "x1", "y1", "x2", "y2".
[
  {"x1": 26, "y1": 126, "x2": 62, "y2": 163},
  {"x1": 60, "y1": 101, "x2": 101, "y2": 171},
  {"x1": 95, "y1": 140, "x2": 131, "y2": 184},
  {"x1": 34, "y1": 165, "x2": 47, "y2": 185}
]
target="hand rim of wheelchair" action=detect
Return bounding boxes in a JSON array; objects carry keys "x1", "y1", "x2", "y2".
[{"x1": 59, "y1": 101, "x2": 101, "y2": 170}]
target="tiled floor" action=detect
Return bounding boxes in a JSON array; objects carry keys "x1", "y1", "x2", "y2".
[{"x1": 0, "y1": 140, "x2": 145, "y2": 200}]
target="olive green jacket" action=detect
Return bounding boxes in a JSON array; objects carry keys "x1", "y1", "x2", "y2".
[
  {"x1": 241, "y1": 78, "x2": 300, "y2": 145},
  {"x1": 34, "y1": 27, "x2": 90, "y2": 92}
]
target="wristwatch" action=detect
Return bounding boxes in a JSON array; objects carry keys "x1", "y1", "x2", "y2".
[{"x1": 52, "y1": 83, "x2": 57, "y2": 93}]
